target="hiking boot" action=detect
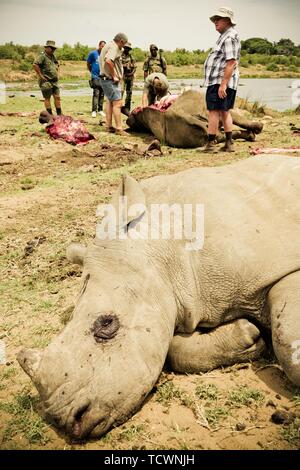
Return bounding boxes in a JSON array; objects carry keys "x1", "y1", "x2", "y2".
[
  {"x1": 202, "y1": 141, "x2": 218, "y2": 153},
  {"x1": 220, "y1": 140, "x2": 235, "y2": 152}
]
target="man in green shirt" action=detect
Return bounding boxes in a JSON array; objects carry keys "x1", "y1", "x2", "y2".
[
  {"x1": 143, "y1": 45, "x2": 167, "y2": 80},
  {"x1": 33, "y1": 40, "x2": 62, "y2": 115}
]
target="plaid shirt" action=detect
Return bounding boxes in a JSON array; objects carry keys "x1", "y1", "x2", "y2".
[{"x1": 204, "y1": 27, "x2": 241, "y2": 90}]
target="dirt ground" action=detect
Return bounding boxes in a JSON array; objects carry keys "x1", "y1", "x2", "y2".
[{"x1": 0, "y1": 94, "x2": 300, "y2": 450}]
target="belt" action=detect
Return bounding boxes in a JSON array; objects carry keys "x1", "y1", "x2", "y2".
[{"x1": 100, "y1": 75, "x2": 111, "y2": 81}]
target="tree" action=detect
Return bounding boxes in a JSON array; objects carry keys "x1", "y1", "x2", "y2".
[
  {"x1": 241, "y1": 38, "x2": 275, "y2": 55},
  {"x1": 275, "y1": 38, "x2": 295, "y2": 56}
]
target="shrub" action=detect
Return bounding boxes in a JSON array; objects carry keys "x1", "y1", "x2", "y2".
[{"x1": 266, "y1": 63, "x2": 279, "y2": 72}]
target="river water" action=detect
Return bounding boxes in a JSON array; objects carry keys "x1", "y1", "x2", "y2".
[{"x1": 5, "y1": 78, "x2": 300, "y2": 112}]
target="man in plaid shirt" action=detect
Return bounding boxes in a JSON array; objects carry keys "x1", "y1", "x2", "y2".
[{"x1": 203, "y1": 7, "x2": 241, "y2": 152}]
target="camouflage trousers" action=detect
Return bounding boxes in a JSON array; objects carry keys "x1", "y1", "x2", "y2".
[{"x1": 122, "y1": 77, "x2": 134, "y2": 110}]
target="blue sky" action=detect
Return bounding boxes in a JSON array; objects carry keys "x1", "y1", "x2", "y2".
[{"x1": 0, "y1": 0, "x2": 299, "y2": 50}]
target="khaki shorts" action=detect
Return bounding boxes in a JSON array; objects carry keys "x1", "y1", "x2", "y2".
[{"x1": 39, "y1": 80, "x2": 60, "y2": 99}]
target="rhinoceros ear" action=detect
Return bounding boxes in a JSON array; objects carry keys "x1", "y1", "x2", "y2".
[
  {"x1": 102, "y1": 175, "x2": 146, "y2": 228},
  {"x1": 66, "y1": 243, "x2": 87, "y2": 266}
]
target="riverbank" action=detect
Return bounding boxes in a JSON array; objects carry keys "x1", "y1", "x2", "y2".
[
  {"x1": 1, "y1": 59, "x2": 300, "y2": 83},
  {"x1": 0, "y1": 93, "x2": 300, "y2": 450}
]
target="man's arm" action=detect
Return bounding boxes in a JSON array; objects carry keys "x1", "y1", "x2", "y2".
[
  {"x1": 142, "y1": 91, "x2": 149, "y2": 107},
  {"x1": 87, "y1": 62, "x2": 92, "y2": 72},
  {"x1": 33, "y1": 63, "x2": 46, "y2": 82},
  {"x1": 142, "y1": 79, "x2": 150, "y2": 107},
  {"x1": 105, "y1": 59, "x2": 119, "y2": 82},
  {"x1": 218, "y1": 59, "x2": 236, "y2": 98}
]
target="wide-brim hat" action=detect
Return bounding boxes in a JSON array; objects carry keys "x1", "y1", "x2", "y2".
[
  {"x1": 44, "y1": 40, "x2": 57, "y2": 49},
  {"x1": 124, "y1": 42, "x2": 132, "y2": 49},
  {"x1": 210, "y1": 7, "x2": 236, "y2": 26}
]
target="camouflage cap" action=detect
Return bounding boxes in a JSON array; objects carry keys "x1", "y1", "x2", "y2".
[
  {"x1": 150, "y1": 44, "x2": 158, "y2": 50},
  {"x1": 44, "y1": 40, "x2": 57, "y2": 49}
]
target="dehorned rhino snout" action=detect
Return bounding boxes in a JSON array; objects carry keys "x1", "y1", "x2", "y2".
[{"x1": 17, "y1": 347, "x2": 42, "y2": 380}]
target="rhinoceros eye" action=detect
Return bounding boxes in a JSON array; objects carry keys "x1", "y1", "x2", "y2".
[{"x1": 91, "y1": 314, "x2": 120, "y2": 343}]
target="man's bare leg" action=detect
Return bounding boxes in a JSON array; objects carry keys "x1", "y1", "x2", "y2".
[
  {"x1": 112, "y1": 99, "x2": 123, "y2": 131},
  {"x1": 44, "y1": 97, "x2": 52, "y2": 114},
  {"x1": 105, "y1": 101, "x2": 113, "y2": 129},
  {"x1": 54, "y1": 95, "x2": 62, "y2": 115}
]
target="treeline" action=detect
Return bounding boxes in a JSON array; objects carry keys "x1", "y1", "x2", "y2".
[{"x1": 0, "y1": 38, "x2": 299, "y2": 71}]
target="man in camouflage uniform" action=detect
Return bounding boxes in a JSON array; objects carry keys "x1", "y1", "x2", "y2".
[
  {"x1": 33, "y1": 40, "x2": 62, "y2": 115},
  {"x1": 121, "y1": 42, "x2": 136, "y2": 114},
  {"x1": 143, "y1": 44, "x2": 167, "y2": 80}
]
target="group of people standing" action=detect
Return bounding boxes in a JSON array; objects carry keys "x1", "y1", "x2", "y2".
[{"x1": 33, "y1": 6, "x2": 241, "y2": 151}]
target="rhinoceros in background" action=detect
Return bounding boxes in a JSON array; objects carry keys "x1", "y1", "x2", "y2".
[
  {"x1": 127, "y1": 89, "x2": 263, "y2": 148},
  {"x1": 18, "y1": 155, "x2": 300, "y2": 440}
]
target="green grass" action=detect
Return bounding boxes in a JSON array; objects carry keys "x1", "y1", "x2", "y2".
[
  {"x1": 205, "y1": 406, "x2": 229, "y2": 428},
  {"x1": 280, "y1": 418, "x2": 300, "y2": 445},
  {"x1": 118, "y1": 424, "x2": 145, "y2": 441},
  {"x1": 227, "y1": 386, "x2": 265, "y2": 407},
  {"x1": 155, "y1": 380, "x2": 183, "y2": 407},
  {"x1": 0, "y1": 366, "x2": 17, "y2": 380},
  {"x1": 0, "y1": 390, "x2": 49, "y2": 445},
  {"x1": 195, "y1": 383, "x2": 221, "y2": 401}
]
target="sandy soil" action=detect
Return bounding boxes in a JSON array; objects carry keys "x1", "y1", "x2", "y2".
[{"x1": 0, "y1": 98, "x2": 300, "y2": 450}]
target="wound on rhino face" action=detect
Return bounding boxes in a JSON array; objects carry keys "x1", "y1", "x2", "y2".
[{"x1": 91, "y1": 314, "x2": 120, "y2": 343}]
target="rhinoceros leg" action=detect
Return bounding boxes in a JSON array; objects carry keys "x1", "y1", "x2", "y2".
[
  {"x1": 230, "y1": 111, "x2": 263, "y2": 134},
  {"x1": 167, "y1": 319, "x2": 266, "y2": 373},
  {"x1": 268, "y1": 271, "x2": 300, "y2": 386},
  {"x1": 216, "y1": 130, "x2": 256, "y2": 143}
]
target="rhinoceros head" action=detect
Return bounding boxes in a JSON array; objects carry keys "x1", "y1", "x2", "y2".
[{"x1": 17, "y1": 177, "x2": 178, "y2": 439}]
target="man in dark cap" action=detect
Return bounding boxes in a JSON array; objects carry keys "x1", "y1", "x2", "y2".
[
  {"x1": 121, "y1": 42, "x2": 136, "y2": 114},
  {"x1": 33, "y1": 40, "x2": 62, "y2": 115},
  {"x1": 143, "y1": 44, "x2": 167, "y2": 80}
]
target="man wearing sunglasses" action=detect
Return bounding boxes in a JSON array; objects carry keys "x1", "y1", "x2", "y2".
[{"x1": 203, "y1": 7, "x2": 241, "y2": 152}]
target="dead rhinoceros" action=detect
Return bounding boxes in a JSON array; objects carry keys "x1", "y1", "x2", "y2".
[
  {"x1": 127, "y1": 89, "x2": 263, "y2": 148},
  {"x1": 18, "y1": 155, "x2": 300, "y2": 439}
]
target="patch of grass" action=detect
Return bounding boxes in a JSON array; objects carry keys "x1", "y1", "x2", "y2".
[
  {"x1": 155, "y1": 380, "x2": 184, "y2": 408},
  {"x1": 118, "y1": 424, "x2": 145, "y2": 441},
  {"x1": 0, "y1": 366, "x2": 17, "y2": 380},
  {"x1": 0, "y1": 390, "x2": 49, "y2": 445},
  {"x1": 280, "y1": 418, "x2": 300, "y2": 445},
  {"x1": 205, "y1": 406, "x2": 229, "y2": 428},
  {"x1": 19, "y1": 177, "x2": 34, "y2": 185},
  {"x1": 293, "y1": 393, "x2": 300, "y2": 407},
  {"x1": 227, "y1": 385, "x2": 265, "y2": 407},
  {"x1": 195, "y1": 383, "x2": 220, "y2": 401}
]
